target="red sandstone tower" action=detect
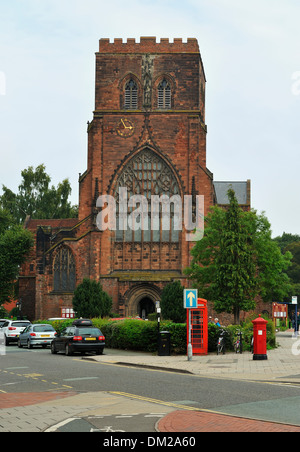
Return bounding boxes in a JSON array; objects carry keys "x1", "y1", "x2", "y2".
[
  {"x1": 19, "y1": 38, "x2": 250, "y2": 321},
  {"x1": 78, "y1": 37, "x2": 213, "y2": 317}
]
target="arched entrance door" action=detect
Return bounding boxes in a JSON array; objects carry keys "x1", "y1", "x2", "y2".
[
  {"x1": 125, "y1": 284, "x2": 161, "y2": 318},
  {"x1": 138, "y1": 297, "x2": 155, "y2": 320}
]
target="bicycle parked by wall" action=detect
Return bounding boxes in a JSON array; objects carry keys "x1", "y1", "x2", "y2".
[
  {"x1": 217, "y1": 329, "x2": 227, "y2": 355},
  {"x1": 233, "y1": 331, "x2": 243, "y2": 354},
  {"x1": 250, "y1": 335, "x2": 254, "y2": 354}
]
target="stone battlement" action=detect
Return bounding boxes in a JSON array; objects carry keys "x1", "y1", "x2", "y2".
[{"x1": 99, "y1": 37, "x2": 199, "y2": 54}]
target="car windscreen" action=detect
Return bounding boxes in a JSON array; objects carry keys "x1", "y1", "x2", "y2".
[
  {"x1": 12, "y1": 322, "x2": 31, "y2": 328},
  {"x1": 76, "y1": 328, "x2": 101, "y2": 336},
  {"x1": 33, "y1": 325, "x2": 55, "y2": 332}
]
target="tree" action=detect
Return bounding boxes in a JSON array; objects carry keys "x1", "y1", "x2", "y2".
[
  {"x1": 278, "y1": 239, "x2": 300, "y2": 303},
  {"x1": 0, "y1": 208, "x2": 34, "y2": 306},
  {"x1": 185, "y1": 190, "x2": 292, "y2": 324},
  {"x1": 0, "y1": 164, "x2": 78, "y2": 224},
  {"x1": 273, "y1": 232, "x2": 300, "y2": 252},
  {"x1": 161, "y1": 281, "x2": 185, "y2": 323},
  {"x1": 72, "y1": 279, "x2": 112, "y2": 318}
]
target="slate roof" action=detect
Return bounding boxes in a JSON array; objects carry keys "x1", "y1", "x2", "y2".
[{"x1": 213, "y1": 181, "x2": 250, "y2": 206}]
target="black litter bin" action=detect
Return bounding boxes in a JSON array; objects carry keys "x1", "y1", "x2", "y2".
[{"x1": 158, "y1": 331, "x2": 171, "y2": 356}]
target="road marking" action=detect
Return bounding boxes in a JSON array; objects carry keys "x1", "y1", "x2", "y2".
[
  {"x1": 144, "y1": 414, "x2": 165, "y2": 418},
  {"x1": 23, "y1": 373, "x2": 44, "y2": 378},
  {"x1": 110, "y1": 391, "x2": 228, "y2": 416},
  {"x1": 44, "y1": 418, "x2": 80, "y2": 433},
  {"x1": 63, "y1": 377, "x2": 99, "y2": 382},
  {"x1": 0, "y1": 366, "x2": 74, "y2": 390},
  {"x1": 116, "y1": 415, "x2": 133, "y2": 418}
]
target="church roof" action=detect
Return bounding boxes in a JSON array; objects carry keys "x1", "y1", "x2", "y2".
[
  {"x1": 24, "y1": 217, "x2": 78, "y2": 232},
  {"x1": 213, "y1": 181, "x2": 251, "y2": 206}
]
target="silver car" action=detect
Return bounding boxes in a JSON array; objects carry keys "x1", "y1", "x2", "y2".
[{"x1": 18, "y1": 324, "x2": 57, "y2": 349}]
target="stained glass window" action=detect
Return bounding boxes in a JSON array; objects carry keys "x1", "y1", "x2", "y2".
[
  {"x1": 53, "y1": 247, "x2": 76, "y2": 292},
  {"x1": 114, "y1": 148, "x2": 180, "y2": 243}
]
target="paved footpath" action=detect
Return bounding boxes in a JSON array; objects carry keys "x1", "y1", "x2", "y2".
[
  {"x1": 1, "y1": 331, "x2": 300, "y2": 432},
  {"x1": 158, "y1": 410, "x2": 300, "y2": 432}
]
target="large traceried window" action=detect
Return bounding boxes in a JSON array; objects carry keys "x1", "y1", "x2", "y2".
[
  {"x1": 53, "y1": 247, "x2": 76, "y2": 293},
  {"x1": 158, "y1": 79, "x2": 171, "y2": 109},
  {"x1": 114, "y1": 148, "x2": 181, "y2": 243},
  {"x1": 124, "y1": 79, "x2": 138, "y2": 109}
]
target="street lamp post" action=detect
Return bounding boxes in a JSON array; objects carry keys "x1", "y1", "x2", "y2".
[{"x1": 16, "y1": 298, "x2": 22, "y2": 320}]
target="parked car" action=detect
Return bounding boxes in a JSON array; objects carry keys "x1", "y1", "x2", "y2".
[
  {"x1": 2, "y1": 320, "x2": 32, "y2": 345},
  {"x1": 51, "y1": 319, "x2": 105, "y2": 356},
  {"x1": 0, "y1": 319, "x2": 8, "y2": 328},
  {"x1": 18, "y1": 324, "x2": 57, "y2": 349}
]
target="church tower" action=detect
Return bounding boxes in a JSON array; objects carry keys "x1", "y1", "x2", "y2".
[{"x1": 77, "y1": 37, "x2": 214, "y2": 317}]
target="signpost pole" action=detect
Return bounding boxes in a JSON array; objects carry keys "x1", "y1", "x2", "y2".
[
  {"x1": 184, "y1": 289, "x2": 198, "y2": 362},
  {"x1": 156, "y1": 301, "x2": 161, "y2": 354},
  {"x1": 188, "y1": 309, "x2": 193, "y2": 361},
  {"x1": 292, "y1": 296, "x2": 298, "y2": 337}
]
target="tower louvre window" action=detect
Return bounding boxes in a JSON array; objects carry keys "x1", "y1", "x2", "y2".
[
  {"x1": 158, "y1": 79, "x2": 171, "y2": 109},
  {"x1": 125, "y1": 79, "x2": 138, "y2": 109}
]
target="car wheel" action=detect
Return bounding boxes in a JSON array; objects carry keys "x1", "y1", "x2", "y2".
[
  {"x1": 18, "y1": 339, "x2": 23, "y2": 348},
  {"x1": 65, "y1": 344, "x2": 73, "y2": 356},
  {"x1": 5, "y1": 336, "x2": 9, "y2": 346},
  {"x1": 51, "y1": 342, "x2": 57, "y2": 354},
  {"x1": 27, "y1": 340, "x2": 32, "y2": 349}
]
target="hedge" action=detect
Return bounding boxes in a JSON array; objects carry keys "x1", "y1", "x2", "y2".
[
  {"x1": 92, "y1": 319, "x2": 186, "y2": 354},
  {"x1": 34, "y1": 317, "x2": 276, "y2": 355}
]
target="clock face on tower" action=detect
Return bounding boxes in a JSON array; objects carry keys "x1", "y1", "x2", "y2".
[{"x1": 116, "y1": 118, "x2": 135, "y2": 138}]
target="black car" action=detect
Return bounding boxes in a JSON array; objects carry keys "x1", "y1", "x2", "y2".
[{"x1": 51, "y1": 319, "x2": 105, "y2": 356}]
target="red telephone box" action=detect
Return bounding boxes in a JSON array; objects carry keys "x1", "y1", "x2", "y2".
[{"x1": 187, "y1": 298, "x2": 208, "y2": 356}]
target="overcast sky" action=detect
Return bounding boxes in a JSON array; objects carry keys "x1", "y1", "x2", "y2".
[{"x1": 0, "y1": 0, "x2": 299, "y2": 237}]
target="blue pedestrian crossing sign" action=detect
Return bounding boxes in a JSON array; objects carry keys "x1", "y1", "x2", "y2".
[{"x1": 184, "y1": 289, "x2": 198, "y2": 309}]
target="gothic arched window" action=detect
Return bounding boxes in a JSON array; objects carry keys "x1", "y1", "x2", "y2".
[
  {"x1": 114, "y1": 148, "x2": 181, "y2": 243},
  {"x1": 158, "y1": 79, "x2": 171, "y2": 109},
  {"x1": 124, "y1": 79, "x2": 138, "y2": 109},
  {"x1": 53, "y1": 247, "x2": 76, "y2": 293}
]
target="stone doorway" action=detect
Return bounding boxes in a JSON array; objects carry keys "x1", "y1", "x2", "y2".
[
  {"x1": 125, "y1": 284, "x2": 161, "y2": 318},
  {"x1": 138, "y1": 297, "x2": 155, "y2": 320}
]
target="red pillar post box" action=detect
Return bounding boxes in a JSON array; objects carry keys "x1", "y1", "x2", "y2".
[{"x1": 252, "y1": 315, "x2": 268, "y2": 361}]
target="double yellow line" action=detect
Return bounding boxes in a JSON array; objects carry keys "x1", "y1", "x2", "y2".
[{"x1": 110, "y1": 391, "x2": 220, "y2": 414}]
